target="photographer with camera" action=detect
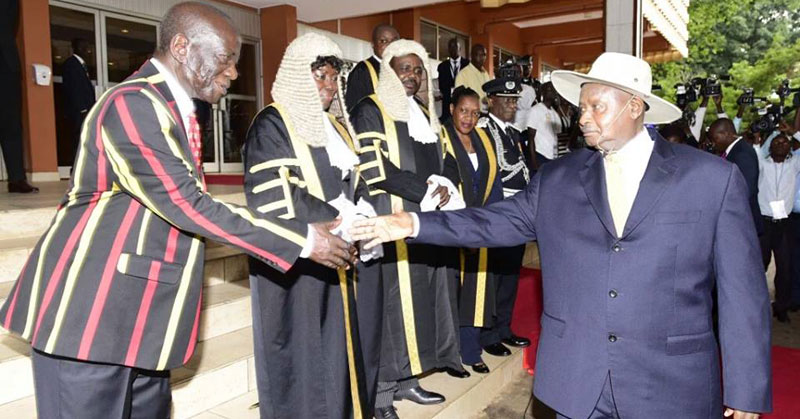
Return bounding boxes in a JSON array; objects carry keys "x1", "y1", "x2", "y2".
[
  {"x1": 751, "y1": 122, "x2": 800, "y2": 323},
  {"x1": 689, "y1": 76, "x2": 730, "y2": 144}
]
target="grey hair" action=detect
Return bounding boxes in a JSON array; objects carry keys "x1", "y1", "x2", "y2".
[{"x1": 157, "y1": 2, "x2": 235, "y2": 54}]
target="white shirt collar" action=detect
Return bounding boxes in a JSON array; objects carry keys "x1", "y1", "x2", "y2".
[
  {"x1": 725, "y1": 137, "x2": 742, "y2": 156},
  {"x1": 322, "y1": 114, "x2": 359, "y2": 177},
  {"x1": 406, "y1": 97, "x2": 438, "y2": 144},
  {"x1": 150, "y1": 58, "x2": 195, "y2": 120},
  {"x1": 607, "y1": 128, "x2": 654, "y2": 166},
  {"x1": 372, "y1": 54, "x2": 382, "y2": 63},
  {"x1": 73, "y1": 54, "x2": 86, "y2": 66},
  {"x1": 488, "y1": 112, "x2": 510, "y2": 131}
]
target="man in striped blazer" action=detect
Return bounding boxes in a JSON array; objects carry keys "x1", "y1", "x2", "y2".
[{"x1": 0, "y1": 3, "x2": 355, "y2": 418}]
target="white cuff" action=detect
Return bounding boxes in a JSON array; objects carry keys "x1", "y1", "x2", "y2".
[
  {"x1": 410, "y1": 213, "x2": 420, "y2": 238},
  {"x1": 299, "y1": 225, "x2": 314, "y2": 258},
  {"x1": 717, "y1": 112, "x2": 729, "y2": 119}
]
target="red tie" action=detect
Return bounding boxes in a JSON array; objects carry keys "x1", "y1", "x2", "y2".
[{"x1": 187, "y1": 112, "x2": 207, "y2": 191}]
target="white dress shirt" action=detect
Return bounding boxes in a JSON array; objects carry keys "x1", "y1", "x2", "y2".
[
  {"x1": 603, "y1": 129, "x2": 654, "y2": 236},
  {"x1": 527, "y1": 102, "x2": 562, "y2": 160},
  {"x1": 756, "y1": 150, "x2": 800, "y2": 218},
  {"x1": 151, "y1": 58, "x2": 196, "y2": 131},
  {"x1": 513, "y1": 84, "x2": 537, "y2": 131}
]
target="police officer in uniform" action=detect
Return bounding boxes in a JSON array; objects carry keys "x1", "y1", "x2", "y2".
[{"x1": 476, "y1": 78, "x2": 531, "y2": 357}]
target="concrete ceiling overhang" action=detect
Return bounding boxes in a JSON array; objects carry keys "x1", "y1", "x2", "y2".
[{"x1": 228, "y1": 0, "x2": 450, "y2": 22}]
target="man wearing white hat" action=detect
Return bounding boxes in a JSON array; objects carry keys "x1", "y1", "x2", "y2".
[{"x1": 350, "y1": 52, "x2": 772, "y2": 418}]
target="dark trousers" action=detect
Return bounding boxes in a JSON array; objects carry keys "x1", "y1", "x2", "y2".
[
  {"x1": 481, "y1": 244, "x2": 526, "y2": 347},
  {"x1": 31, "y1": 349, "x2": 171, "y2": 419},
  {"x1": 69, "y1": 111, "x2": 88, "y2": 167},
  {"x1": 554, "y1": 373, "x2": 620, "y2": 419},
  {"x1": 460, "y1": 326, "x2": 483, "y2": 365},
  {"x1": 760, "y1": 216, "x2": 793, "y2": 312},
  {"x1": 790, "y1": 213, "x2": 800, "y2": 307},
  {"x1": 0, "y1": 71, "x2": 26, "y2": 181},
  {"x1": 375, "y1": 377, "x2": 418, "y2": 409},
  {"x1": 356, "y1": 259, "x2": 384, "y2": 412}
]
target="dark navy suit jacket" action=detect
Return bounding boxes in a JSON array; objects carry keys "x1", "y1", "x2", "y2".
[
  {"x1": 415, "y1": 131, "x2": 771, "y2": 418},
  {"x1": 726, "y1": 138, "x2": 763, "y2": 235}
]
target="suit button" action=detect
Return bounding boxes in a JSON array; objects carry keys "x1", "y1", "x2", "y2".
[
  {"x1": 608, "y1": 334, "x2": 617, "y2": 343},
  {"x1": 612, "y1": 244, "x2": 621, "y2": 252},
  {"x1": 609, "y1": 290, "x2": 618, "y2": 298}
]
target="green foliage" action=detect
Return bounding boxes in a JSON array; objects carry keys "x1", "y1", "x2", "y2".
[{"x1": 651, "y1": 0, "x2": 800, "y2": 127}]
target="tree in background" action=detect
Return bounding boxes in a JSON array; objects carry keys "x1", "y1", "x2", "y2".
[{"x1": 652, "y1": 0, "x2": 800, "y2": 127}]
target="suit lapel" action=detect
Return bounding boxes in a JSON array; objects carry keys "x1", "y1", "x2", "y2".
[
  {"x1": 580, "y1": 151, "x2": 618, "y2": 238},
  {"x1": 136, "y1": 61, "x2": 201, "y2": 180},
  {"x1": 620, "y1": 132, "x2": 677, "y2": 238}
]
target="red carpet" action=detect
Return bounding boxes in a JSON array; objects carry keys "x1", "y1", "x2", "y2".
[
  {"x1": 764, "y1": 346, "x2": 800, "y2": 419},
  {"x1": 510, "y1": 268, "x2": 800, "y2": 416},
  {"x1": 510, "y1": 268, "x2": 543, "y2": 375},
  {"x1": 206, "y1": 174, "x2": 244, "y2": 185}
]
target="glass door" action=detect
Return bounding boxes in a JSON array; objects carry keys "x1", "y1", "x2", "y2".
[
  {"x1": 49, "y1": 3, "x2": 157, "y2": 177},
  {"x1": 49, "y1": 2, "x2": 101, "y2": 178},
  {"x1": 99, "y1": 12, "x2": 157, "y2": 88},
  {"x1": 201, "y1": 40, "x2": 260, "y2": 174}
]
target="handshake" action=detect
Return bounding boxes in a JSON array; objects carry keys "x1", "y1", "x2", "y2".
[
  {"x1": 309, "y1": 177, "x2": 461, "y2": 269},
  {"x1": 309, "y1": 209, "x2": 416, "y2": 268}
]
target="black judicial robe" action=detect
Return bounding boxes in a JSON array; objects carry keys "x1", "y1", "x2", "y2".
[
  {"x1": 345, "y1": 56, "x2": 380, "y2": 113},
  {"x1": 350, "y1": 94, "x2": 462, "y2": 381},
  {"x1": 243, "y1": 104, "x2": 368, "y2": 419},
  {"x1": 441, "y1": 123, "x2": 503, "y2": 327}
]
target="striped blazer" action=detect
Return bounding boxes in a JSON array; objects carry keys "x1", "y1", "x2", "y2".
[{"x1": 0, "y1": 61, "x2": 308, "y2": 370}]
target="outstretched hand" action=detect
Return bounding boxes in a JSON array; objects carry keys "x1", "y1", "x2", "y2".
[
  {"x1": 724, "y1": 408, "x2": 760, "y2": 419},
  {"x1": 349, "y1": 210, "x2": 414, "y2": 250},
  {"x1": 309, "y1": 218, "x2": 358, "y2": 269}
]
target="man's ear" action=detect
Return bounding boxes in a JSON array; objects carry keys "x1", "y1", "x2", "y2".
[
  {"x1": 170, "y1": 33, "x2": 190, "y2": 64},
  {"x1": 629, "y1": 96, "x2": 645, "y2": 120}
]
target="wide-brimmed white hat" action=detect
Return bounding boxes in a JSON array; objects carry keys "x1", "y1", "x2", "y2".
[{"x1": 551, "y1": 52, "x2": 681, "y2": 124}]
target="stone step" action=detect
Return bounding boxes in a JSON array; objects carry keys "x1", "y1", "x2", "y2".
[
  {"x1": 0, "y1": 327, "x2": 258, "y2": 419},
  {"x1": 0, "y1": 278, "x2": 254, "y2": 408},
  {"x1": 397, "y1": 348, "x2": 526, "y2": 419}
]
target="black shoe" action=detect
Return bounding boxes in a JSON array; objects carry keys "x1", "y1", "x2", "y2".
[
  {"x1": 471, "y1": 362, "x2": 490, "y2": 374},
  {"x1": 502, "y1": 335, "x2": 531, "y2": 348},
  {"x1": 775, "y1": 310, "x2": 791, "y2": 323},
  {"x1": 375, "y1": 406, "x2": 400, "y2": 419},
  {"x1": 393, "y1": 386, "x2": 445, "y2": 405},
  {"x1": 446, "y1": 367, "x2": 470, "y2": 378},
  {"x1": 7, "y1": 180, "x2": 39, "y2": 193},
  {"x1": 483, "y1": 342, "x2": 511, "y2": 357}
]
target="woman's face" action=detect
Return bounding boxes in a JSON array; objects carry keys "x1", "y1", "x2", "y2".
[
  {"x1": 313, "y1": 64, "x2": 340, "y2": 110},
  {"x1": 451, "y1": 95, "x2": 480, "y2": 136}
]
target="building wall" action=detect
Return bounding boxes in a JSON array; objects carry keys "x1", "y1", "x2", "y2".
[
  {"x1": 56, "y1": 0, "x2": 261, "y2": 38},
  {"x1": 489, "y1": 22, "x2": 525, "y2": 55}
]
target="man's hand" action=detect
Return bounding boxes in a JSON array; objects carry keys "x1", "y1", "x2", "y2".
[
  {"x1": 724, "y1": 408, "x2": 760, "y2": 419},
  {"x1": 778, "y1": 121, "x2": 796, "y2": 136},
  {"x1": 431, "y1": 184, "x2": 451, "y2": 207},
  {"x1": 309, "y1": 218, "x2": 358, "y2": 269},
  {"x1": 713, "y1": 93, "x2": 724, "y2": 112},
  {"x1": 349, "y1": 212, "x2": 414, "y2": 250}
]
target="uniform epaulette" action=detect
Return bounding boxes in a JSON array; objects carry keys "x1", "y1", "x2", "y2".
[{"x1": 477, "y1": 117, "x2": 489, "y2": 128}]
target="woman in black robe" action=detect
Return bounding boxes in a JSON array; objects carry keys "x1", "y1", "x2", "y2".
[{"x1": 441, "y1": 87, "x2": 504, "y2": 374}]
